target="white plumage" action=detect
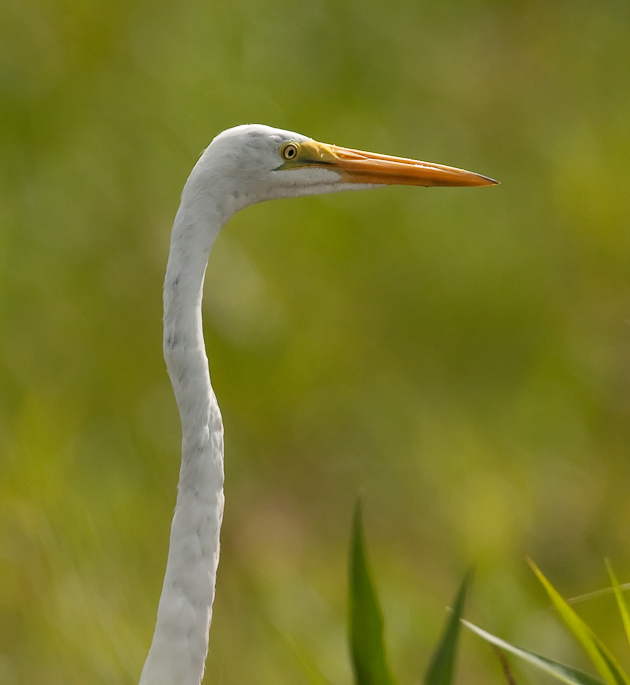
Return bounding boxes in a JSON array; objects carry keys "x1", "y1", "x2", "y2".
[{"x1": 138, "y1": 124, "x2": 495, "y2": 685}]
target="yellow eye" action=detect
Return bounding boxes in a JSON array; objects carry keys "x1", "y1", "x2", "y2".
[{"x1": 281, "y1": 142, "x2": 299, "y2": 161}]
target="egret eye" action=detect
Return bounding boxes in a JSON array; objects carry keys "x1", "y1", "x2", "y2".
[{"x1": 281, "y1": 142, "x2": 299, "y2": 161}]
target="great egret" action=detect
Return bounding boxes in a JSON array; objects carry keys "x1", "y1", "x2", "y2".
[{"x1": 138, "y1": 124, "x2": 496, "y2": 685}]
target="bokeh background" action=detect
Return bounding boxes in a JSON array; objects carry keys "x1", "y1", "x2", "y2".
[{"x1": 2, "y1": 0, "x2": 630, "y2": 683}]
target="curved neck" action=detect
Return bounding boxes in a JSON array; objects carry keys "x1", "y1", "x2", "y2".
[{"x1": 139, "y1": 191, "x2": 228, "y2": 685}]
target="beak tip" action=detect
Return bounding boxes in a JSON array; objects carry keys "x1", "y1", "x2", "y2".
[{"x1": 475, "y1": 174, "x2": 501, "y2": 186}]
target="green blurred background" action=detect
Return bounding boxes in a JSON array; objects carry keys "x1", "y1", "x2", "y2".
[{"x1": 2, "y1": 0, "x2": 630, "y2": 683}]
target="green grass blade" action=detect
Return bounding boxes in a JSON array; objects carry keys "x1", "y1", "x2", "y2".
[
  {"x1": 527, "y1": 557, "x2": 630, "y2": 685},
  {"x1": 349, "y1": 501, "x2": 397, "y2": 685},
  {"x1": 463, "y1": 619, "x2": 607, "y2": 685},
  {"x1": 605, "y1": 560, "x2": 630, "y2": 648},
  {"x1": 423, "y1": 570, "x2": 472, "y2": 685}
]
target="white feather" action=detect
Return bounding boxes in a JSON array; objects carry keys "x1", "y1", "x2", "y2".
[{"x1": 139, "y1": 124, "x2": 369, "y2": 685}]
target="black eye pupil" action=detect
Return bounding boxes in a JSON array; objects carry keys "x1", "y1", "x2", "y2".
[{"x1": 284, "y1": 145, "x2": 297, "y2": 159}]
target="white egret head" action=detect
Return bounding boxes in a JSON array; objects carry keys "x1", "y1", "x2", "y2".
[{"x1": 184, "y1": 124, "x2": 497, "y2": 219}]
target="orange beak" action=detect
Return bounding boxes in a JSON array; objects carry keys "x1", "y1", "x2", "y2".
[{"x1": 294, "y1": 140, "x2": 498, "y2": 187}]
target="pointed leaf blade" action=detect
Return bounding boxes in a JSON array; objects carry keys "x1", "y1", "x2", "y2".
[
  {"x1": 527, "y1": 557, "x2": 629, "y2": 685},
  {"x1": 605, "y1": 560, "x2": 630, "y2": 648},
  {"x1": 463, "y1": 619, "x2": 607, "y2": 685},
  {"x1": 423, "y1": 570, "x2": 472, "y2": 685},
  {"x1": 349, "y1": 501, "x2": 397, "y2": 685}
]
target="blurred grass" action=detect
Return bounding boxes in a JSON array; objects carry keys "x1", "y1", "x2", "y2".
[{"x1": 1, "y1": 0, "x2": 630, "y2": 683}]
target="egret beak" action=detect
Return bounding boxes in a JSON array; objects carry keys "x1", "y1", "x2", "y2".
[{"x1": 295, "y1": 140, "x2": 498, "y2": 187}]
